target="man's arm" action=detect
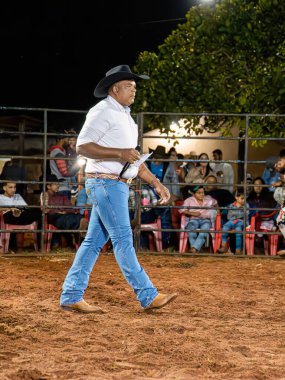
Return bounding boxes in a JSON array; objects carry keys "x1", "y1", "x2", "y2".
[
  {"x1": 138, "y1": 164, "x2": 170, "y2": 205},
  {"x1": 77, "y1": 143, "x2": 140, "y2": 163}
]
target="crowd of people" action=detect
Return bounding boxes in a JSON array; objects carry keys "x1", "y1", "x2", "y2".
[{"x1": 1, "y1": 138, "x2": 285, "y2": 256}]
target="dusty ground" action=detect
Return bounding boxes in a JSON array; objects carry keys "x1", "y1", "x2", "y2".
[{"x1": 0, "y1": 252, "x2": 285, "y2": 380}]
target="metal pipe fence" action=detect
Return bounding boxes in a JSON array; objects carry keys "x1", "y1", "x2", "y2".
[{"x1": 0, "y1": 106, "x2": 284, "y2": 256}]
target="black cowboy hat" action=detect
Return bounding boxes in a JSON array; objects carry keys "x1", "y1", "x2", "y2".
[
  {"x1": 46, "y1": 174, "x2": 65, "y2": 183},
  {"x1": 149, "y1": 145, "x2": 167, "y2": 159},
  {"x1": 94, "y1": 65, "x2": 149, "y2": 98}
]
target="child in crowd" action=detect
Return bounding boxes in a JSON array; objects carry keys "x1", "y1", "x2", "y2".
[{"x1": 218, "y1": 188, "x2": 249, "y2": 254}]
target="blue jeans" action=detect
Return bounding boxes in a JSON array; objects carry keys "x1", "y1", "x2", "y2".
[
  {"x1": 186, "y1": 218, "x2": 211, "y2": 251},
  {"x1": 60, "y1": 178, "x2": 158, "y2": 309},
  {"x1": 222, "y1": 220, "x2": 244, "y2": 250}
]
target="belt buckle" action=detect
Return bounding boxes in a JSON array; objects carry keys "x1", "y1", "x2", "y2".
[{"x1": 127, "y1": 178, "x2": 133, "y2": 185}]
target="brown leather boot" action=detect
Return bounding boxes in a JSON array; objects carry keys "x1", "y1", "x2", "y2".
[
  {"x1": 60, "y1": 300, "x2": 105, "y2": 314},
  {"x1": 144, "y1": 293, "x2": 178, "y2": 310},
  {"x1": 217, "y1": 242, "x2": 228, "y2": 253}
]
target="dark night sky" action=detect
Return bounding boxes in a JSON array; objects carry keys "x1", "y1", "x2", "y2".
[{"x1": 1, "y1": 1, "x2": 196, "y2": 111}]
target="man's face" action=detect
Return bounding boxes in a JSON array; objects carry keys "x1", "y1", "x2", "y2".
[
  {"x1": 69, "y1": 137, "x2": 77, "y2": 148},
  {"x1": 113, "y1": 80, "x2": 137, "y2": 106},
  {"x1": 253, "y1": 179, "x2": 263, "y2": 194},
  {"x1": 275, "y1": 158, "x2": 285, "y2": 174},
  {"x1": 205, "y1": 176, "x2": 217, "y2": 192},
  {"x1": 62, "y1": 137, "x2": 70, "y2": 149},
  {"x1": 213, "y1": 152, "x2": 220, "y2": 161},
  {"x1": 3, "y1": 182, "x2": 16, "y2": 197}
]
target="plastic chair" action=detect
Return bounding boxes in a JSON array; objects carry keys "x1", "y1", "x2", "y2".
[
  {"x1": 0, "y1": 211, "x2": 38, "y2": 253},
  {"x1": 179, "y1": 213, "x2": 221, "y2": 254},
  {"x1": 245, "y1": 215, "x2": 279, "y2": 256},
  {"x1": 140, "y1": 217, "x2": 163, "y2": 252}
]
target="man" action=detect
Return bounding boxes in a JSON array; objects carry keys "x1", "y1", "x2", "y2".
[
  {"x1": 0, "y1": 180, "x2": 42, "y2": 252},
  {"x1": 210, "y1": 149, "x2": 234, "y2": 194},
  {"x1": 59, "y1": 65, "x2": 177, "y2": 313},
  {"x1": 41, "y1": 175, "x2": 88, "y2": 249},
  {"x1": 49, "y1": 133, "x2": 80, "y2": 199}
]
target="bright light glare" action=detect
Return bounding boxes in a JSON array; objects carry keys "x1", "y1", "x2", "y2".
[{"x1": 77, "y1": 157, "x2": 87, "y2": 167}]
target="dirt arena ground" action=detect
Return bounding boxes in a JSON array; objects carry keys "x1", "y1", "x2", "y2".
[{"x1": 0, "y1": 252, "x2": 284, "y2": 380}]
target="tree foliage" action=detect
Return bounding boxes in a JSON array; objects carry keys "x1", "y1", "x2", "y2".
[{"x1": 132, "y1": 0, "x2": 285, "y2": 144}]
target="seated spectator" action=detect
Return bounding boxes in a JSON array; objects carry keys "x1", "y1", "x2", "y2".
[
  {"x1": 76, "y1": 185, "x2": 92, "y2": 217},
  {"x1": 247, "y1": 177, "x2": 278, "y2": 252},
  {"x1": 0, "y1": 159, "x2": 26, "y2": 196},
  {"x1": 163, "y1": 152, "x2": 184, "y2": 201},
  {"x1": 167, "y1": 147, "x2": 177, "y2": 158},
  {"x1": 0, "y1": 180, "x2": 42, "y2": 252},
  {"x1": 262, "y1": 156, "x2": 280, "y2": 192},
  {"x1": 182, "y1": 151, "x2": 198, "y2": 175},
  {"x1": 183, "y1": 153, "x2": 214, "y2": 199},
  {"x1": 147, "y1": 146, "x2": 171, "y2": 248},
  {"x1": 273, "y1": 183, "x2": 285, "y2": 256},
  {"x1": 65, "y1": 129, "x2": 80, "y2": 199},
  {"x1": 204, "y1": 174, "x2": 235, "y2": 223},
  {"x1": 129, "y1": 184, "x2": 159, "y2": 249},
  {"x1": 218, "y1": 188, "x2": 249, "y2": 255},
  {"x1": 41, "y1": 175, "x2": 88, "y2": 248},
  {"x1": 210, "y1": 149, "x2": 235, "y2": 194},
  {"x1": 147, "y1": 145, "x2": 169, "y2": 182},
  {"x1": 179, "y1": 185, "x2": 218, "y2": 253},
  {"x1": 241, "y1": 173, "x2": 253, "y2": 197},
  {"x1": 49, "y1": 134, "x2": 80, "y2": 199}
]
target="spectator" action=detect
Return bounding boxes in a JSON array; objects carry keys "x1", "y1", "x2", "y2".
[
  {"x1": 0, "y1": 180, "x2": 42, "y2": 252},
  {"x1": 147, "y1": 145, "x2": 169, "y2": 182},
  {"x1": 76, "y1": 185, "x2": 92, "y2": 217},
  {"x1": 183, "y1": 153, "x2": 214, "y2": 198},
  {"x1": 41, "y1": 175, "x2": 88, "y2": 248},
  {"x1": 210, "y1": 149, "x2": 235, "y2": 194},
  {"x1": 179, "y1": 185, "x2": 218, "y2": 253},
  {"x1": 218, "y1": 188, "x2": 249, "y2": 255},
  {"x1": 204, "y1": 174, "x2": 235, "y2": 223},
  {"x1": 262, "y1": 156, "x2": 280, "y2": 192},
  {"x1": 163, "y1": 152, "x2": 184, "y2": 200},
  {"x1": 0, "y1": 159, "x2": 26, "y2": 196},
  {"x1": 167, "y1": 147, "x2": 177, "y2": 158},
  {"x1": 129, "y1": 184, "x2": 160, "y2": 249},
  {"x1": 273, "y1": 183, "x2": 285, "y2": 256},
  {"x1": 65, "y1": 129, "x2": 80, "y2": 199},
  {"x1": 147, "y1": 145, "x2": 171, "y2": 248},
  {"x1": 241, "y1": 173, "x2": 253, "y2": 196},
  {"x1": 247, "y1": 177, "x2": 278, "y2": 252},
  {"x1": 49, "y1": 134, "x2": 80, "y2": 199},
  {"x1": 178, "y1": 151, "x2": 198, "y2": 181}
]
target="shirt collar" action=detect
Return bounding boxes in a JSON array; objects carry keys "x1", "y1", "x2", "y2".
[{"x1": 107, "y1": 95, "x2": 131, "y2": 114}]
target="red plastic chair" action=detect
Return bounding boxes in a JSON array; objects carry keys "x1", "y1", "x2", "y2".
[
  {"x1": 0, "y1": 211, "x2": 38, "y2": 253},
  {"x1": 245, "y1": 215, "x2": 279, "y2": 256},
  {"x1": 140, "y1": 217, "x2": 163, "y2": 252},
  {"x1": 179, "y1": 213, "x2": 222, "y2": 254}
]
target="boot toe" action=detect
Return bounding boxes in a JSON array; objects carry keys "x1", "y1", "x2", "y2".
[{"x1": 145, "y1": 293, "x2": 178, "y2": 310}]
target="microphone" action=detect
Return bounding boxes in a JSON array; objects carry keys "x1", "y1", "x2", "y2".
[{"x1": 119, "y1": 145, "x2": 141, "y2": 179}]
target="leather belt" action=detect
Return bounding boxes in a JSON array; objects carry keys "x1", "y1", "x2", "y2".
[{"x1": 86, "y1": 173, "x2": 133, "y2": 185}]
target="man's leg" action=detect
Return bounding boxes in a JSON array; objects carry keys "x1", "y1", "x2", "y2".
[
  {"x1": 60, "y1": 181, "x2": 109, "y2": 306},
  {"x1": 93, "y1": 179, "x2": 159, "y2": 309}
]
